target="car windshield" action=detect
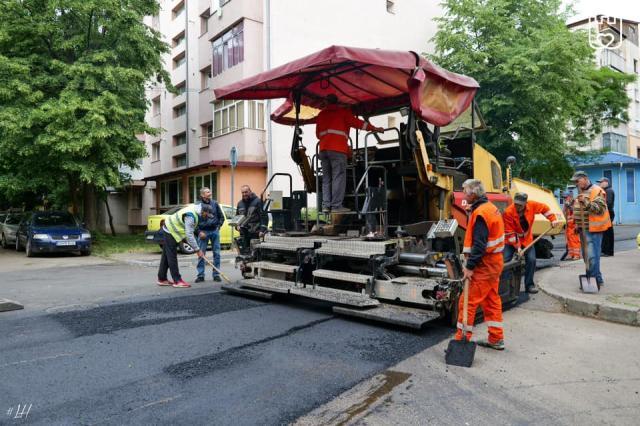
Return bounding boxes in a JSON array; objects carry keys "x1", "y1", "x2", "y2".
[{"x1": 33, "y1": 212, "x2": 77, "y2": 227}]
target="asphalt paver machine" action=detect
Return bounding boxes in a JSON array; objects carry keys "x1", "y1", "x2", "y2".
[{"x1": 214, "y1": 46, "x2": 525, "y2": 328}]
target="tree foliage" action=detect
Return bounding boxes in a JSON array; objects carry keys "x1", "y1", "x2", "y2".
[
  {"x1": 0, "y1": 0, "x2": 169, "y2": 222},
  {"x1": 430, "y1": 0, "x2": 635, "y2": 188}
]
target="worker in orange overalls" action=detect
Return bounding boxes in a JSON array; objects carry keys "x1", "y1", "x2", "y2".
[
  {"x1": 316, "y1": 94, "x2": 383, "y2": 213},
  {"x1": 456, "y1": 179, "x2": 505, "y2": 350},
  {"x1": 502, "y1": 193, "x2": 560, "y2": 294},
  {"x1": 562, "y1": 193, "x2": 581, "y2": 260}
]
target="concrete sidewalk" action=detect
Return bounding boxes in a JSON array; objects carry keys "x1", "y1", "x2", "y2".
[{"x1": 537, "y1": 249, "x2": 640, "y2": 326}]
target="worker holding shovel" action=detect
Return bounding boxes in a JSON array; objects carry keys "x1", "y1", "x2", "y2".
[
  {"x1": 455, "y1": 179, "x2": 506, "y2": 351},
  {"x1": 503, "y1": 193, "x2": 561, "y2": 294}
]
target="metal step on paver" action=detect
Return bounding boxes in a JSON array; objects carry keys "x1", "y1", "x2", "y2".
[
  {"x1": 238, "y1": 277, "x2": 296, "y2": 294},
  {"x1": 315, "y1": 239, "x2": 395, "y2": 259},
  {"x1": 291, "y1": 286, "x2": 380, "y2": 307},
  {"x1": 235, "y1": 277, "x2": 380, "y2": 307},
  {"x1": 313, "y1": 269, "x2": 373, "y2": 284},
  {"x1": 257, "y1": 235, "x2": 325, "y2": 252},
  {"x1": 333, "y1": 304, "x2": 441, "y2": 329},
  {"x1": 249, "y1": 261, "x2": 297, "y2": 274}
]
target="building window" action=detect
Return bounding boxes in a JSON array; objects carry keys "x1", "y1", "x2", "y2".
[
  {"x1": 627, "y1": 169, "x2": 636, "y2": 203},
  {"x1": 173, "y1": 51, "x2": 186, "y2": 69},
  {"x1": 603, "y1": 170, "x2": 613, "y2": 185},
  {"x1": 602, "y1": 132, "x2": 627, "y2": 153},
  {"x1": 200, "y1": 9, "x2": 210, "y2": 35},
  {"x1": 637, "y1": 147, "x2": 640, "y2": 159},
  {"x1": 174, "y1": 81, "x2": 186, "y2": 97},
  {"x1": 172, "y1": 31, "x2": 185, "y2": 48},
  {"x1": 151, "y1": 96, "x2": 161, "y2": 116},
  {"x1": 212, "y1": 21, "x2": 244, "y2": 76},
  {"x1": 173, "y1": 103, "x2": 186, "y2": 118},
  {"x1": 160, "y1": 179, "x2": 183, "y2": 207},
  {"x1": 634, "y1": 59, "x2": 638, "y2": 74},
  {"x1": 172, "y1": 1, "x2": 185, "y2": 20},
  {"x1": 188, "y1": 172, "x2": 218, "y2": 203},
  {"x1": 213, "y1": 100, "x2": 244, "y2": 136},
  {"x1": 201, "y1": 122, "x2": 213, "y2": 147},
  {"x1": 201, "y1": 66, "x2": 212, "y2": 90},
  {"x1": 247, "y1": 100, "x2": 265, "y2": 130},
  {"x1": 151, "y1": 142, "x2": 160, "y2": 161},
  {"x1": 131, "y1": 190, "x2": 143, "y2": 210},
  {"x1": 174, "y1": 154, "x2": 187, "y2": 168},
  {"x1": 173, "y1": 132, "x2": 186, "y2": 146}
]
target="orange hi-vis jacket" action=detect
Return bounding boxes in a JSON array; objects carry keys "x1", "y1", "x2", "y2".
[
  {"x1": 575, "y1": 185, "x2": 612, "y2": 232},
  {"x1": 503, "y1": 200, "x2": 556, "y2": 249},
  {"x1": 316, "y1": 104, "x2": 375, "y2": 155},
  {"x1": 463, "y1": 201, "x2": 505, "y2": 281}
]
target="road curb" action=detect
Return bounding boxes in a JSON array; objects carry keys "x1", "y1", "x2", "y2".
[
  {"x1": 538, "y1": 270, "x2": 639, "y2": 327},
  {"x1": 0, "y1": 298, "x2": 24, "y2": 312}
]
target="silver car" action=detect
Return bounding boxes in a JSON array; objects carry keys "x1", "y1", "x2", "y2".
[{"x1": 1, "y1": 212, "x2": 27, "y2": 249}]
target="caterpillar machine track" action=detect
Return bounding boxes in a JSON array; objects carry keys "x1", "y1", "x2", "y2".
[{"x1": 214, "y1": 46, "x2": 561, "y2": 329}]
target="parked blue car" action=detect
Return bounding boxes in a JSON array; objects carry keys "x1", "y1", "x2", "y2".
[{"x1": 15, "y1": 211, "x2": 92, "y2": 257}]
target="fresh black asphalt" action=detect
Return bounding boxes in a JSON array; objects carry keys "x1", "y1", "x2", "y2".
[{"x1": 1, "y1": 279, "x2": 452, "y2": 425}]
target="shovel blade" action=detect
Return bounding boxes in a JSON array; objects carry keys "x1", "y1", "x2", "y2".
[
  {"x1": 445, "y1": 339, "x2": 476, "y2": 367},
  {"x1": 579, "y1": 274, "x2": 599, "y2": 293}
]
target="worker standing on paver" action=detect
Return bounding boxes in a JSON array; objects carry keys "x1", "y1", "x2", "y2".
[
  {"x1": 502, "y1": 192, "x2": 560, "y2": 293},
  {"x1": 456, "y1": 179, "x2": 506, "y2": 350},
  {"x1": 316, "y1": 94, "x2": 383, "y2": 213},
  {"x1": 235, "y1": 185, "x2": 268, "y2": 254},
  {"x1": 571, "y1": 171, "x2": 611, "y2": 287},
  {"x1": 157, "y1": 203, "x2": 214, "y2": 288}
]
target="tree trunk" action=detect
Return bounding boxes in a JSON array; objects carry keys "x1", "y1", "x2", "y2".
[
  {"x1": 82, "y1": 183, "x2": 98, "y2": 231},
  {"x1": 69, "y1": 176, "x2": 79, "y2": 215},
  {"x1": 104, "y1": 195, "x2": 116, "y2": 236}
]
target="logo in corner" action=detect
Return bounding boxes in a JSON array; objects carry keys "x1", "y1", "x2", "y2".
[{"x1": 588, "y1": 15, "x2": 623, "y2": 50}]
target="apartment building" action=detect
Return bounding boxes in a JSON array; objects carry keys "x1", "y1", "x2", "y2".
[
  {"x1": 142, "y1": 0, "x2": 441, "y2": 214},
  {"x1": 568, "y1": 16, "x2": 640, "y2": 158}
]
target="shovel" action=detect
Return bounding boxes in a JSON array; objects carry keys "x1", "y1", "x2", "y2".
[
  {"x1": 202, "y1": 256, "x2": 232, "y2": 284},
  {"x1": 578, "y1": 207, "x2": 599, "y2": 293},
  {"x1": 515, "y1": 225, "x2": 554, "y2": 259},
  {"x1": 445, "y1": 278, "x2": 476, "y2": 368}
]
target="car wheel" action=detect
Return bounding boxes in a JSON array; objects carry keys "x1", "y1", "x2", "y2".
[
  {"x1": 26, "y1": 238, "x2": 34, "y2": 257},
  {"x1": 1, "y1": 234, "x2": 6, "y2": 249},
  {"x1": 80, "y1": 249, "x2": 91, "y2": 256},
  {"x1": 179, "y1": 241, "x2": 195, "y2": 254}
]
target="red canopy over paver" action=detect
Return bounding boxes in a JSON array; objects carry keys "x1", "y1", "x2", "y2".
[{"x1": 213, "y1": 45, "x2": 479, "y2": 127}]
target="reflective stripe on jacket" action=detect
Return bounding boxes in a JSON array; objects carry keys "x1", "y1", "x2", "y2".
[
  {"x1": 463, "y1": 201, "x2": 505, "y2": 281},
  {"x1": 165, "y1": 205, "x2": 200, "y2": 243},
  {"x1": 316, "y1": 104, "x2": 373, "y2": 155},
  {"x1": 503, "y1": 200, "x2": 556, "y2": 248}
]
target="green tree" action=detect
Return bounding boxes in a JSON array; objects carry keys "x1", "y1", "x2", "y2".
[
  {"x1": 430, "y1": 0, "x2": 635, "y2": 188},
  {"x1": 0, "y1": 0, "x2": 169, "y2": 227}
]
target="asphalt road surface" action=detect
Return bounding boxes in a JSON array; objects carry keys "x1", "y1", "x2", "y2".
[
  {"x1": 1, "y1": 225, "x2": 637, "y2": 425},
  {"x1": 0, "y1": 268, "x2": 453, "y2": 425}
]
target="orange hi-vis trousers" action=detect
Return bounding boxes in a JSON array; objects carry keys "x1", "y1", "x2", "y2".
[{"x1": 455, "y1": 277, "x2": 504, "y2": 344}]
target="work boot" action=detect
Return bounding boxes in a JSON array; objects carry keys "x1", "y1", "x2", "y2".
[
  {"x1": 194, "y1": 276, "x2": 205, "y2": 283},
  {"x1": 213, "y1": 276, "x2": 222, "y2": 282},
  {"x1": 526, "y1": 284, "x2": 539, "y2": 294},
  {"x1": 477, "y1": 339, "x2": 505, "y2": 351},
  {"x1": 157, "y1": 279, "x2": 174, "y2": 286},
  {"x1": 172, "y1": 280, "x2": 191, "y2": 288}
]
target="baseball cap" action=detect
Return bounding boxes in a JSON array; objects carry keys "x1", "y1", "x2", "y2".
[
  {"x1": 570, "y1": 171, "x2": 588, "y2": 181},
  {"x1": 596, "y1": 177, "x2": 609, "y2": 183},
  {"x1": 513, "y1": 192, "x2": 528, "y2": 206}
]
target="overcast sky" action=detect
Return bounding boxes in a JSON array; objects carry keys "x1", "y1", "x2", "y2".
[{"x1": 565, "y1": 0, "x2": 640, "y2": 23}]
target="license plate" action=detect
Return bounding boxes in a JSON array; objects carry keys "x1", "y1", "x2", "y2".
[
  {"x1": 146, "y1": 235, "x2": 154, "y2": 240},
  {"x1": 56, "y1": 241, "x2": 76, "y2": 246}
]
